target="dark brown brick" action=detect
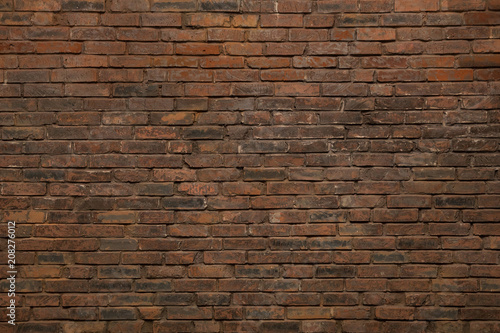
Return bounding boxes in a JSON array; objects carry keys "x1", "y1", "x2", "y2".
[{"x1": 2, "y1": 1, "x2": 497, "y2": 327}]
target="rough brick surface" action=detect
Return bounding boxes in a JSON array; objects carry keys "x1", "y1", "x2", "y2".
[{"x1": 0, "y1": 0, "x2": 499, "y2": 332}]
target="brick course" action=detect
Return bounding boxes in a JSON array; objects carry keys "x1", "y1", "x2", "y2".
[{"x1": 0, "y1": 0, "x2": 499, "y2": 332}]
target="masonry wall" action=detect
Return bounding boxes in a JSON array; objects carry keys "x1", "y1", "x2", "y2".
[{"x1": 0, "y1": 0, "x2": 499, "y2": 332}]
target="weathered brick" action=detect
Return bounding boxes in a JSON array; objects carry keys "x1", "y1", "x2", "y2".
[
  {"x1": 396, "y1": 0, "x2": 439, "y2": 12},
  {"x1": 2, "y1": 0, "x2": 497, "y2": 327}
]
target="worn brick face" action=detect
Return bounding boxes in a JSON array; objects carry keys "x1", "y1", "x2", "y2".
[{"x1": 0, "y1": 1, "x2": 499, "y2": 331}]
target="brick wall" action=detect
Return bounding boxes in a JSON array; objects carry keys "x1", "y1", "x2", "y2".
[{"x1": 1, "y1": 0, "x2": 499, "y2": 332}]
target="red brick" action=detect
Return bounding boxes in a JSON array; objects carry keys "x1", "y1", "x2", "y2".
[
  {"x1": 151, "y1": 0, "x2": 196, "y2": 11},
  {"x1": 266, "y1": 43, "x2": 307, "y2": 56},
  {"x1": 15, "y1": 0, "x2": 61, "y2": 11},
  {"x1": 110, "y1": 0, "x2": 149, "y2": 11},
  {"x1": 277, "y1": 1, "x2": 312, "y2": 13},
  {"x1": 358, "y1": 28, "x2": 396, "y2": 41},
  {"x1": 141, "y1": 13, "x2": 181, "y2": 27},
  {"x1": 465, "y1": 12, "x2": 500, "y2": 25},
  {"x1": 304, "y1": 14, "x2": 334, "y2": 28},
  {"x1": 396, "y1": 0, "x2": 439, "y2": 12},
  {"x1": 261, "y1": 14, "x2": 303, "y2": 27},
  {"x1": 318, "y1": 0, "x2": 357, "y2": 12},
  {"x1": 442, "y1": 0, "x2": 485, "y2": 10},
  {"x1": 378, "y1": 69, "x2": 425, "y2": 82},
  {"x1": 232, "y1": 14, "x2": 259, "y2": 27},
  {"x1": 2, "y1": 183, "x2": 47, "y2": 195},
  {"x1": 184, "y1": 13, "x2": 231, "y2": 27},
  {"x1": 1, "y1": 0, "x2": 498, "y2": 326},
  {"x1": 308, "y1": 42, "x2": 349, "y2": 55}
]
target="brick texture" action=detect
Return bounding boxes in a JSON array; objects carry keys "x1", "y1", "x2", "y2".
[{"x1": 1, "y1": 0, "x2": 499, "y2": 332}]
